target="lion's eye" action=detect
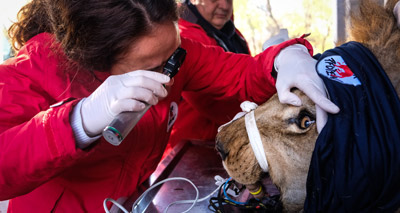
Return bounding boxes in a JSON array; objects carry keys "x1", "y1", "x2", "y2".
[
  {"x1": 287, "y1": 110, "x2": 315, "y2": 130},
  {"x1": 299, "y1": 115, "x2": 315, "y2": 129}
]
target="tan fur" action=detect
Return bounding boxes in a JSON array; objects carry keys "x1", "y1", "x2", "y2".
[
  {"x1": 350, "y1": 0, "x2": 400, "y2": 94},
  {"x1": 216, "y1": 0, "x2": 400, "y2": 212},
  {"x1": 217, "y1": 90, "x2": 317, "y2": 211}
]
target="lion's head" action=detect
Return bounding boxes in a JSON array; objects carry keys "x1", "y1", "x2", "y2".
[{"x1": 216, "y1": 90, "x2": 317, "y2": 210}]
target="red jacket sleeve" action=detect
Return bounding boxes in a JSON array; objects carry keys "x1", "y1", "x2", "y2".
[
  {"x1": 179, "y1": 36, "x2": 313, "y2": 105},
  {"x1": 178, "y1": 18, "x2": 251, "y2": 55},
  {"x1": 177, "y1": 18, "x2": 253, "y2": 124},
  {"x1": 0, "y1": 39, "x2": 91, "y2": 200}
]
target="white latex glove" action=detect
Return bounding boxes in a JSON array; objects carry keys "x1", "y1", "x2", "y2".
[
  {"x1": 274, "y1": 44, "x2": 340, "y2": 132},
  {"x1": 81, "y1": 70, "x2": 170, "y2": 136},
  {"x1": 394, "y1": 1, "x2": 400, "y2": 27}
]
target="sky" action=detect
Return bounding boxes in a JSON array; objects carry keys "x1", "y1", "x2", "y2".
[
  {"x1": 0, "y1": 0, "x2": 29, "y2": 62},
  {"x1": 0, "y1": 0, "x2": 28, "y2": 29}
]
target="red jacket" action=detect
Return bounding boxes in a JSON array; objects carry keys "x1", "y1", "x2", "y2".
[
  {"x1": 168, "y1": 19, "x2": 251, "y2": 148},
  {"x1": 178, "y1": 18, "x2": 251, "y2": 54},
  {"x1": 0, "y1": 33, "x2": 312, "y2": 212}
]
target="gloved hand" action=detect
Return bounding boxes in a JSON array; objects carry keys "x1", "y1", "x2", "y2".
[
  {"x1": 394, "y1": 1, "x2": 400, "y2": 27},
  {"x1": 274, "y1": 44, "x2": 340, "y2": 132},
  {"x1": 81, "y1": 70, "x2": 171, "y2": 136}
]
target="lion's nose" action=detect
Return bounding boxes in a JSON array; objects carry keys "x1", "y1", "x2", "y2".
[{"x1": 215, "y1": 140, "x2": 228, "y2": 161}]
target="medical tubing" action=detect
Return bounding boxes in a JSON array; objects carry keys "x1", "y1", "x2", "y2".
[
  {"x1": 223, "y1": 178, "x2": 248, "y2": 205},
  {"x1": 103, "y1": 104, "x2": 151, "y2": 146},
  {"x1": 103, "y1": 198, "x2": 130, "y2": 213},
  {"x1": 163, "y1": 182, "x2": 221, "y2": 213},
  {"x1": 132, "y1": 177, "x2": 199, "y2": 213},
  {"x1": 104, "y1": 175, "x2": 225, "y2": 213}
]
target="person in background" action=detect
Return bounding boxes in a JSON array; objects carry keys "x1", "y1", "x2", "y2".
[
  {"x1": 0, "y1": 0, "x2": 338, "y2": 212},
  {"x1": 179, "y1": 0, "x2": 249, "y2": 54},
  {"x1": 168, "y1": 0, "x2": 250, "y2": 150}
]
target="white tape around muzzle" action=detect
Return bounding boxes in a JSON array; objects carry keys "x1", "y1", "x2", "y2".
[{"x1": 242, "y1": 101, "x2": 269, "y2": 173}]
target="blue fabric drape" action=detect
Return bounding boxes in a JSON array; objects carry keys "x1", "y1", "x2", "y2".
[{"x1": 305, "y1": 41, "x2": 400, "y2": 212}]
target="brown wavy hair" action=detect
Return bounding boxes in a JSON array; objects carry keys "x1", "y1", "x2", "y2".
[{"x1": 8, "y1": 0, "x2": 178, "y2": 72}]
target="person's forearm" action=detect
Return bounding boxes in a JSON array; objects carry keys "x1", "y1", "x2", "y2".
[{"x1": 0, "y1": 100, "x2": 88, "y2": 200}]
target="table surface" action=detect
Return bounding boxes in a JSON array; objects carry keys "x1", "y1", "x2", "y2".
[{"x1": 123, "y1": 140, "x2": 279, "y2": 213}]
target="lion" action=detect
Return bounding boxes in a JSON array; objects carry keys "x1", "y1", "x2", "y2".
[{"x1": 215, "y1": 0, "x2": 400, "y2": 212}]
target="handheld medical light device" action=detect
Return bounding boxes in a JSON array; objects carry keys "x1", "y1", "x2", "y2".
[{"x1": 102, "y1": 47, "x2": 186, "y2": 146}]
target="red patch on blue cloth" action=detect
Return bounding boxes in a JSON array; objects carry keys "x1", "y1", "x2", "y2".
[{"x1": 317, "y1": 55, "x2": 361, "y2": 86}]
